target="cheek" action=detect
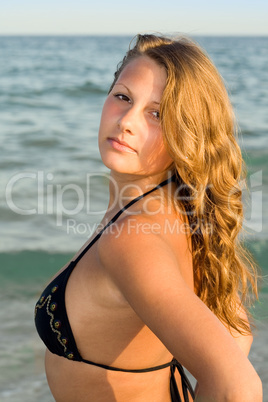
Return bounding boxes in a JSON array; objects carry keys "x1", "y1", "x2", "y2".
[
  {"x1": 155, "y1": 131, "x2": 172, "y2": 162},
  {"x1": 99, "y1": 102, "x2": 109, "y2": 130},
  {"x1": 158, "y1": 144, "x2": 173, "y2": 165},
  {"x1": 100, "y1": 97, "x2": 118, "y2": 124},
  {"x1": 146, "y1": 129, "x2": 167, "y2": 155},
  {"x1": 142, "y1": 130, "x2": 173, "y2": 166}
]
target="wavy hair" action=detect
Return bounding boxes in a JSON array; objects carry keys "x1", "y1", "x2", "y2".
[{"x1": 110, "y1": 34, "x2": 258, "y2": 335}]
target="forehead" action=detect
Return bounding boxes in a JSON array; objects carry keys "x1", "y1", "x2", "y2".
[{"x1": 115, "y1": 56, "x2": 167, "y2": 93}]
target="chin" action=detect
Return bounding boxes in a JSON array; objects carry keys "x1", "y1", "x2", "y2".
[
  {"x1": 100, "y1": 151, "x2": 136, "y2": 172},
  {"x1": 100, "y1": 159, "x2": 136, "y2": 174}
]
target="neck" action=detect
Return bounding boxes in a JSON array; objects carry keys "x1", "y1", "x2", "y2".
[{"x1": 106, "y1": 170, "x2": 174, "y2": 213}]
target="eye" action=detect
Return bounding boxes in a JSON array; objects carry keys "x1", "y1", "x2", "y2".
[
  {"x1": 114, "y1": 93, "x2": 131, "y2": 103},
  {"x1": 151, "y1": 110, "x2": 160, "y2": 120}
]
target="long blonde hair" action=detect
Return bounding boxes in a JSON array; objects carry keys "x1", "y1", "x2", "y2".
[{"x1": 110, "y1": 34, "x2": 258, "y2": 334}]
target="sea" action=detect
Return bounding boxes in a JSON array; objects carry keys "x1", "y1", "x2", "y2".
[{"x1": 0, "y1": 35, "x2": 267, "y2": 401}]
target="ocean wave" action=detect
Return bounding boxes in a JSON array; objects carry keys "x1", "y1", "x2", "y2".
[
  {"x1": 1, "y1": 81, "x2": 107, "y2": 104},
  {"x1": 4, "y1": 95, "x2": 62, "y2": 110},
  {"x1": 0, "y1": 158, "x2": 30, "y2": 170},
  {"x1": 241, "y1": 128, "x2": 268, "y2": 137},
  {"x1": 19, "y1": 135, "x2": 61, "y2": 148},
  {"x1": 241, "y1": 135, "x2": 268, "y2": 150},
  {"x1": 63, "y1": 80, "x2": 107, "y2": 96}
]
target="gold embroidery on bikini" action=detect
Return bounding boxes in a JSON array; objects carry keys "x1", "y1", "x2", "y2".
[{"x1": 35, "y1": 295, "x2": 67, "y2": 353}]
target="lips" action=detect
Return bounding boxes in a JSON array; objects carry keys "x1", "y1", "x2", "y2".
[{"x1": 107, "y1": 137, "x2": 137, "y2": 154}]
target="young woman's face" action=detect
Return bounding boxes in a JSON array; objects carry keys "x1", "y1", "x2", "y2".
[{"x1": 98, "y1": 56, "x2": 173, "y2": 178}]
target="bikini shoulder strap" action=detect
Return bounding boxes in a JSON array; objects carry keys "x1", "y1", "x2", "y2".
[{"x1": 72, "y1": 175, "x2": 175, "y2": 264}]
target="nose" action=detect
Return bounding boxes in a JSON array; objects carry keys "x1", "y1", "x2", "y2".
[{"x1": 117, "y1": 106, "x2": 139, "y2": 135}]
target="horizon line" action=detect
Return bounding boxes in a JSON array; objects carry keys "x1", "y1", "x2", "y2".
[{"x1": 0, "y1": 32, "x2": 268, "y2": 37}]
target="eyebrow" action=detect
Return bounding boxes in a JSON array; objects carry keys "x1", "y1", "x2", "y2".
[{"x1": 113, "y1": 82, "x2": 160, "y2": 106}]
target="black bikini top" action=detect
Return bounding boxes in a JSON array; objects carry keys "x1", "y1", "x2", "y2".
[{"x1": 34, "y1": 175, "x2": 194, "y2": 402}]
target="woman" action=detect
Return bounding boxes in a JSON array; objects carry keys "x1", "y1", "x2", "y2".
[{"x1": 35, "y1": 34, "x2": 262, "y2": 401}]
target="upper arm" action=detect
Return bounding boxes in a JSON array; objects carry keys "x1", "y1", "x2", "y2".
[
  {"x1": 98, "y1": 216, "x2": 260, "y2": 399},
  {"x1": 227, "y1": 304, "x2": 253, "y2": 356}
]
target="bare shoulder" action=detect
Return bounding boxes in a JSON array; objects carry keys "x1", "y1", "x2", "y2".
[
  {"x1": 97, "y1": 210, "x2": 195, "y2": 339},
  {"x1": 97, "y1": 209, "x2": 192, "y2": 288}
]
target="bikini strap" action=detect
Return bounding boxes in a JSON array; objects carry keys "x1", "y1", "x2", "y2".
[
  {"x1": 81, "y1": 357, "x2": 173, "y2": 372},
  {"x1": 170, "y1": 359, "x2": 195, "y2": 401},
  {"x1": 72, "y1": 175, "x2": 175, "y2": 264},
  {"x1": 80, "y1": 357, "x2": 195, "y2": 401}
]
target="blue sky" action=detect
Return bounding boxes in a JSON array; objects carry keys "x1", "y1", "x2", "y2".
[{"x1": 1, "y1": 0, "x2": 267, "y2": 35}]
